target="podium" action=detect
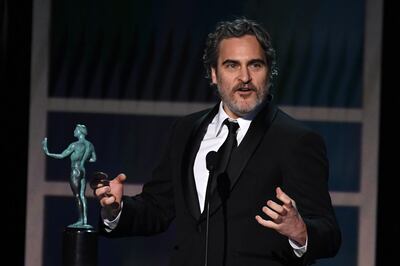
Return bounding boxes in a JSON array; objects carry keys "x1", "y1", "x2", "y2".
[{"x1": 62, "y1": 228, "x2": 98, "y2": 266}]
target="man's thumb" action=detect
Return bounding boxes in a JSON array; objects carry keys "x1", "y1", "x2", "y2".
[{"x1": 115, "y1": 173, "x2": 127, "y2": 184}]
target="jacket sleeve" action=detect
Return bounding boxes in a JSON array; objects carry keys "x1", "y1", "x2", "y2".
[{"x1": 282, "y1": 131, "x2": 341, "y2": 264}]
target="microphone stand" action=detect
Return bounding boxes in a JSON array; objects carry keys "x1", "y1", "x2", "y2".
[
  {"x1": 205, "y1": 199, "x2": 211, "y2": 266},
  {"x1": 204, "y1": 151, "x2": 218, "y2": 266}
]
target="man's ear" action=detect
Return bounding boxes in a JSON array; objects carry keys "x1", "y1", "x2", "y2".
[{"x1": 211, "y1": 67, "x2": 217, "y2": 85}]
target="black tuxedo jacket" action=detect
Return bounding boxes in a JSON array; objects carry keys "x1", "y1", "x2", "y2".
[{"x1": 101, "y1": 102, "x2": 341, "y2": 266}]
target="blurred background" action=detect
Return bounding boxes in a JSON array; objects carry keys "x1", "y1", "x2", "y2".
[{"x1": 2, "y1": 0, "x2": 396, "y2": 265}]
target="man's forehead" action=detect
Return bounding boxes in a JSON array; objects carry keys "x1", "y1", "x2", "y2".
[{"x1": 217, "y1": 35, "x2": 265, "y2": 62}]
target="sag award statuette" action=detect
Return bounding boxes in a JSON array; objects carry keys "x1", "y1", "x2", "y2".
[{"x1": 42, "y1": 124, "x2": 98, "y2": 266}]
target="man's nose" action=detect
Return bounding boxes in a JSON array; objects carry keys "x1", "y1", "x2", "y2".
[{"x1": 238, "y1": 67, "x2": 251, "y2": 84}]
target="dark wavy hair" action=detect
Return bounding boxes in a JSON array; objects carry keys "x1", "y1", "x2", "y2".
[{"x1": 203, "y1": 18, "x2": 277, "y2": 84}]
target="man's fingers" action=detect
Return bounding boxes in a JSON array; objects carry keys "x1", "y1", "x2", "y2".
[
  {"x1": 262, "y1": 206, "x2": 284, "y2": 223},
  {"x1": 276, "y1": 187, "x2": 291, "y2": 204},
  {"x1": 91, "y1": 180, "x2": 109, "y2": 191},
  {"x1": 276, "y1": 187, "x2": 295, "y2": 209},
  {"x1": 90, "y1": 172, "x2": 109, "y2": 190},
  {"x1": 266, "y1": 200, "x2": 287, "y2": 215},
  {"x1": 114, "y1": 173, "x2": 127, "y2": 184},
  {"x1": 92, "y1": 173, "x2": 125, "y2": 208},
  {"x1": 255, "y1": 215, "x2": 278, "y2": 229},
  {"x1": 100, "y1": 195, "x2": 116, "y2": 206},
  {"x1": 94, "y1": 186, "x2": 111, "y2": 198}
]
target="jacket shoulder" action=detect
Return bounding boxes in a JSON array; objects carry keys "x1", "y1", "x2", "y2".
[
  {"x1": 272, "y1": 108, "x2": 323, "y2": 141},
  {"x1": 173, "y1": 107, "x2": 213, "y2": 130}
]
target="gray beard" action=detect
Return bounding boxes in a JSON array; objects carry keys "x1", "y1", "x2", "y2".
[{"x1": 218, "y1": 87, "x2": 268, "y2": 117}]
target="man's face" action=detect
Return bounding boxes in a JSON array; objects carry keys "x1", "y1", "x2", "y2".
[{"x1": 211, "y1": 35, "x2": 269, "y2": 118}]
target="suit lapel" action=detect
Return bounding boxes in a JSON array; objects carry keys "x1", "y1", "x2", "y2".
[
  {"x1": 227, "y1": 102, "x2": 277, "y2": 191},
  {"x1": 201, "y1": 102, "x2": 278, "y2": 220},
  {"x1": 181, "y1": 104, "x2": 219, "y2": 220}
]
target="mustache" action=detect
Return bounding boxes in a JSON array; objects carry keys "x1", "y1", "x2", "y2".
[{"x1": 233, "y1": 82, "x2": 257, "y2": 91}]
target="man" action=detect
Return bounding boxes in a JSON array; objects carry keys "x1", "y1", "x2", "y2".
[
  {"x1": 93, "y1": 18, "x2": 341, "y2": 265},
  {"x1": 43, "y1": 124, "x2": 96, "y2": 228}
]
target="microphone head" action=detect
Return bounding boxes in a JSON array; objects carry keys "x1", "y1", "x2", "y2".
[{"x1": 206, "y1": 151, "x2": 218, "y2": 171}]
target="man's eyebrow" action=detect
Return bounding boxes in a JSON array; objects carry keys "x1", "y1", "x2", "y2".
[
  {"x1": 221, "y1": 58, "x2": 266, "y2": 65},
  {"x1": 221, "y1": 59, "x2": 239, "y2": 65},
  {"x1": 248, "y1": 59, "x2": 266, "y2": 65}
]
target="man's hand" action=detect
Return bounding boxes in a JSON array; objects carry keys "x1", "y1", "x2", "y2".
[
  {"x1": 92, "y1": 173, "x2": 126, "y2": 220},
  {"x1": 255, "y1": 187, "x2": 307, "y2": 246}
]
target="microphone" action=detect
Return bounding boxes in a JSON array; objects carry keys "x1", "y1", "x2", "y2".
[
  {"x1": 205, "y1": 150, "x2": 219, "y2": 203},
  {"x1": 206, "y1": 151, "x2": 218, "y2": 171}
]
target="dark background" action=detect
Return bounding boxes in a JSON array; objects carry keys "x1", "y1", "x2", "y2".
[{"x1": 2, "y1": 0, "x2": 396, "y2": 265}]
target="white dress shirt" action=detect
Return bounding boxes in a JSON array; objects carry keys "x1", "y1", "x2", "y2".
[{"x1": 193, "y1": 102, "x2": 253, "y2": 212}]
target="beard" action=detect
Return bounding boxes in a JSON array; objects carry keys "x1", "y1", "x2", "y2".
[{"x1": 217, "y1": 82, "x2": 268, "y2": 117}]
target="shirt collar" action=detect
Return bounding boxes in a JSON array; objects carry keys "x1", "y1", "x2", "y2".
[{"x1": 213, "y1": 101, "x2": 260, "y2": 137}]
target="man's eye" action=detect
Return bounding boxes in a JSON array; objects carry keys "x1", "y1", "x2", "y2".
[
  {"x1": 250, "y1": 63, "x2": 263, "y2": 69},
  {"x1": 226, "y1": 63, "x2": 237, "y2": 69}
]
